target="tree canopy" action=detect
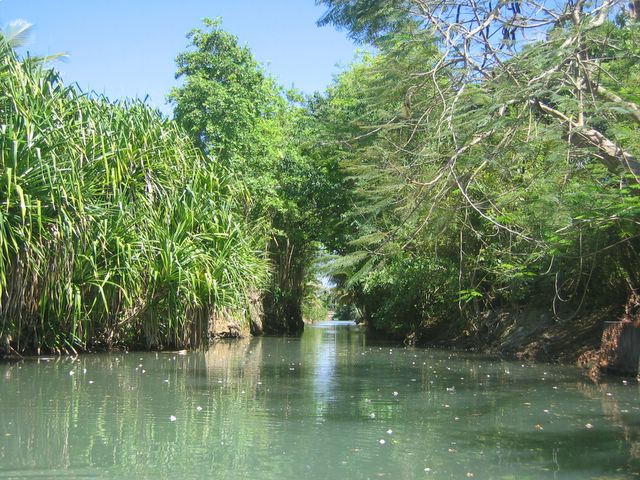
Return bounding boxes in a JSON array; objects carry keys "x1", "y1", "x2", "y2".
[{"x1": 312, "y1": 0, "x2": 640, "y2": 341}]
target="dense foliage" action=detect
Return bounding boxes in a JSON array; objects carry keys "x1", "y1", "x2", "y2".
[
  {"x1": 314, "y1": 0, "x2": 640, "y2": 342},
  {"x1": 169, "y1": 20, "x2": 350, "y2": 333},
  {"x1": 3, "y1": 2, "x2": 639, "y2": 354},
  {"x1": 0, "y1": 38, "x2": 267, "y2": 354}
]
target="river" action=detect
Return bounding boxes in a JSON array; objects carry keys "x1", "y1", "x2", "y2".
[{"x1": 1, "y1": 321, "x2": 639, "y2": 479}]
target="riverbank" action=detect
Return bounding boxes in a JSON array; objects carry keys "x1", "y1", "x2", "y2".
[
  {"x1": 3, "y1": 299, "x2": 635, "y2": 379},
  {"x1": 442, "y1": 306, "x2": 620, "y2": 364},
  {"x1": 359, "y1": 296, "x2": 640, "y2": 377},
  {"x1": 416, "y1": 298, "x2": 640, "y2": 379}
]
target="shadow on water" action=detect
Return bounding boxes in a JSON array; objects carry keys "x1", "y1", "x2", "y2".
[{"x1": 0, "y1": 321, "x2": 639, "y2": 479}]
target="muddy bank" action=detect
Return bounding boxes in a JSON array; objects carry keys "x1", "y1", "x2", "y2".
[
  {"x1": 457, "y1": 306, "x2": 621, "y2": 363},
  {"x1": 357, "y1": 302, "x2": 622, "y2": 365},
  {"x1": 422, "y1": 298, "x2": 640, "y2": 379},
  {"x1": 1, "y1": 311, "x2": 253, "y2": 360}
]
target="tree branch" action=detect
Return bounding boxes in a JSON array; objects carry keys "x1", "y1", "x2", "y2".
[
  {"x1": 534, "y1": 99, "x2": 640, "y2": 177},
  {"x1": 595, "y1": 84, "x2": 640, "y2": 124}
]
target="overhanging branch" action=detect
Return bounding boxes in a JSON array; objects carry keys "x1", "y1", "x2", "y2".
[{"x1": 533, "y1": 99, "x2": 640, "y2": 177}]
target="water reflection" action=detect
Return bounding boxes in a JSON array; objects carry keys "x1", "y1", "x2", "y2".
[
  {"x1": 0, "y1": 322, "x2": 639, "y2": 479},
  {"x1": 578, "y1": 380, "x2": 640, "y2": 461},
  {"x1": 310, "y1": 322, "x2": 338, "y2": 403}
]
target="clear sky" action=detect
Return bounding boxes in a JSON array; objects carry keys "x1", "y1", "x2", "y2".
[{"x1": 0, "y1": 0, "x2": 357, "y2": 116}]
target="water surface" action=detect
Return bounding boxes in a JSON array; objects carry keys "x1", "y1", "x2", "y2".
[{"x1": 1, "y1": 321, "x2": 639, "y2": 479}]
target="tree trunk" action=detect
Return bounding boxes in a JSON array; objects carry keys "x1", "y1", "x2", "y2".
[
  {"x1": 248, "y1": 289, "x2": 264, "y2": 335},
  {"x1": 262, "y1": 235, "x2": 306, "y2": 335},
  {"x1": 630, "y1": 1, "x2": 640, "y2": 21},
  {"x1": 597, "y1": 320, "x2": 640, "y2": 376}
]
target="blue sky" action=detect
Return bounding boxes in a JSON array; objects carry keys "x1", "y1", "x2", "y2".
[{"x1": 0, "y1": 0, "x2": 358, "y2": 116}]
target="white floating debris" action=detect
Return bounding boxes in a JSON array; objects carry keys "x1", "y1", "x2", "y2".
[
  {"x1": 378, "y1": 439, "x2": 386, "y2": 445},
  {"x1": 169, "y1": 415, "x2": 177, "y2": 422},
  {"x1": 446, "y1": 387, "x2": 455, "y2": 392},
  {"x1": 69, "y1": 371, "x2": 75, "y2": 376},
  {"x1": 141, "y1": 370, "x2": 146, "y2": 374},
  {"x1": 392, "y1": 391, "x2": 399, "y2": 396},
  {"x1": 585, "y1": 423, "x2": 593, "y2": 429},
  {"x1": 424, "y1": 467, "x2": 431, "y2": 472},
  {"x1": 164, "y1": 379, "x2": 169, "y2": 383},
  {"x1": 370, "y1": 413, "x2": 376, "y2": 419},
  {"x1": 88, "y1": 380, "x2": 94, "y2": 384},
  {"x1": 196, "y1": 406, "x2": 203, "y2": 412},
  {"x1": 386, "y1": 429, "x2": 393, "y2": 434},
  {"x1": 83, "y1": 368, "x2": 87, "y2": 374}
]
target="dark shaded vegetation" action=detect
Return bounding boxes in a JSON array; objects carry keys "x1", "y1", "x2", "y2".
[
  {"x1": 311, "y1": 0, "x2": 640, "y2": 366},
  {"x1": 2, "y1": 2, "x2": 640, "y2": 366}
]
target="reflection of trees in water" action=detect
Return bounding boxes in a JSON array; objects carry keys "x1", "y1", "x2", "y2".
[
  {"x1": 5, "y1": 334, "x2": 640, "y2": 478},
  {"x1": 0, "y1": 348, "x2": 276, "y2": 476},
  {"x1": 578, "y1": 380, "x2": 640, "y2": 460},
  {"x1": 204, "y1": 338, "x2": 262, "y2": 388},
  {"x1": 303, "y1": 325, "x2": 374, "y2": 420}
]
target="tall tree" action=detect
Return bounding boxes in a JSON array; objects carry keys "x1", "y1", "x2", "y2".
[
  {"x1": 314, "y1": 1, "x2": 640, "y2": 340},
  {"x1": 170, "y1": 20, "x2": 349, "y2": 333},
  {"x1": 317, "y1": 0, "x2": 640, "y2": 177}
]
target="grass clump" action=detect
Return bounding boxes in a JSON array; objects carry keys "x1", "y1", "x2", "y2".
[{"x1": 0, "y1": 42, "x2": 267, "y2": 354}]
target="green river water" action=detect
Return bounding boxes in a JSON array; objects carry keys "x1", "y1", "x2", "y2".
[{"x1": 1, "y1": 321, "x2": 639, "y2": 479}]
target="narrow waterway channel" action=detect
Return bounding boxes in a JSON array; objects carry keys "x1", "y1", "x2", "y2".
[{"x1": 1, "y1": 321, "x2": 639, "y2": 479}]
